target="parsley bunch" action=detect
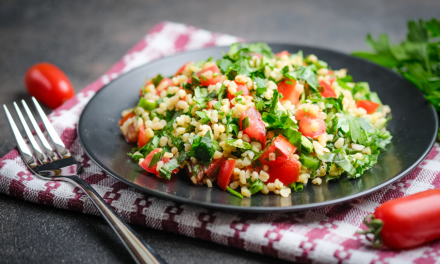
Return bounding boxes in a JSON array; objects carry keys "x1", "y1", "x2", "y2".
[{"x1": 352, "y1": 19, "x2": 440, "y2": 135}]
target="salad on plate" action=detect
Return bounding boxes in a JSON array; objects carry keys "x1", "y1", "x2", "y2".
[{"x1": 119, "y1": 42, "x2": 392, "y2": 199}]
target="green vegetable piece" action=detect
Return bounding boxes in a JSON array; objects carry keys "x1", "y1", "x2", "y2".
[
  {"x1": 315, "y1": 60, "x2": 328, "y2": 69},
  {"x1": 151, "y1": 74, "x2": 164, "y2": 86},
  {"x1": 138, "y1": 97, "x2": 156, "y2": 111},
  {"x1": 248, "y1": 179, "x2": 264, "y2": 194},
  {"x1": 226, "y1": 186, "x2": 243, "y2": 199},
  {"x1": 299, "y1": 153, "x2": 321, "y2": 171},
  {"x1": 148, "y1": 150, "x2": 164, "y2": 168},
  {"x1": 288, "y1": 182, "x2": 304, "y2": 192},
  {"x1": 301, "y1": 136, "x2": 314, "y2": 153},
  {"x1": 242, "y1": 116, "x2": 250, "y2": 130}
]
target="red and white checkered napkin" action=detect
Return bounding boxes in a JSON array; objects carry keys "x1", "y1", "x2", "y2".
[{"x1": 1, "y1": 21, "x2": 440, "y2": 263}]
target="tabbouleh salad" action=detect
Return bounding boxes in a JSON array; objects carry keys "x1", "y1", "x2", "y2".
[{"x1": 119, "y1": 42, "x2": 392, "y2": 199}]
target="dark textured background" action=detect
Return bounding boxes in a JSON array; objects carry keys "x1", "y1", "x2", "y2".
[{"x1": 0, "y1": 1, "x2": 439, "y2": 263}]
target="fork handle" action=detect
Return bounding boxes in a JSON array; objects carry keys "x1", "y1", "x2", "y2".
[{"x1": 65, "y1": 175, "x2": 166, "y2": 264}]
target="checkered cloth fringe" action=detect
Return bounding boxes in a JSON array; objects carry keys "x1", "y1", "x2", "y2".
[{"x1": 1, "y1": 21, "x2": 440, "y2": 264}]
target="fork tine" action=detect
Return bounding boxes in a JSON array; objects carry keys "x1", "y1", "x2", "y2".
[
  {"x1": 13, "y1": 102, "x2": 47, "y2": 164},
  {"x1": 31, "y1": 97, "x2": 71, "y2": 159},
  {"x1": 22, "y1": 100, "x2": 58, "y2": 161},
  {"x1": 3, "y1": 105, "x2": 38, "y2": 168}
]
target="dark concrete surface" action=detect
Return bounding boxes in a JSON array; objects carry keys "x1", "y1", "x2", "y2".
[{"x1": 0, "y1": 1, "x2": 438, "y2": 263}]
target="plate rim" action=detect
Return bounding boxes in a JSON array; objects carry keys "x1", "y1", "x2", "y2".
[{"x1": 78, "y1": 43, "x2": 439, "y2": 213}]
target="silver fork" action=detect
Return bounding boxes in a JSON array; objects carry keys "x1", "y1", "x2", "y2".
[{"x1": 4, "y1": 97, "x2": 165, "y2": 264}]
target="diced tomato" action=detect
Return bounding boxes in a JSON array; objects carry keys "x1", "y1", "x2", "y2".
[
  {"x1": 119, "y1": 112, "x2": 135, "y2": 125},
  {"x1": 266, "y1": 157, "x2": 300, "y2": 186},
  {"x1": 196, "y1": 65, "x2": 222, "y2": 86},
  {"x1": 124, "y1": 123, "x2": 138, "y2": 143},
  {"x1": 175, "y1": 62, "x2": 192, "y2": 76},
  {"x1": 319, "y1": 80, "x2": 336, "y2": 98},
  {"x1": 227, "y1": 83, "x2": 250, "y2": 100},
  {"x1": 207, "y1": 99, "x2": 218, "y2": 110},
  {"x1": 184, "y1": 162, "x2": 204, "y2": 184},
  {"x1": 156, "y1": 78, "x2": 174, "y2": 96},
  {"x1": 275, "y1": 50, "x2": 290, "y2": 58},
  {"x1": 139, "y1": 148, "x2": 176, "y2": 177},
  {"x1": 298, "y1": 116, "x2": 326, "y2": 139},
  {"x1": 217, "y1": 159, "x2": 236, "y2": 190},
  {"x1": 356, "y1": 100, "x2": 380, "y2": 114},
  {"x1": 205, "y1": 157, "x2": 225, "y2": 178},
  {"x1": 278, "y1": 79, "x2": 303, "y2": 106},
  {"x1": 259, "y1": 135, "x2": 296, "y2": 166},
  {"x1": 295, "y1": 108, "x2": 327, "y2": 121},
  {"x1": 137, "y1": 124, "x2": 150, "y2": 148},
  {"x1": 239, "y1": 106, "x2": 266, "y2": 147}
]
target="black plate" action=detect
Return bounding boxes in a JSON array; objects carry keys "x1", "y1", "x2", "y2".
[{"x1": 78, "y1": 44, "x2": 438, "y2": 213}]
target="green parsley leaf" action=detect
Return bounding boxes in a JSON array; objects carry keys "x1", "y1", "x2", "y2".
[
  {"x1": 148, "y1": 150, "x2": 165, "y2": 168},
  {"x1": 151, "y1": 74, "x2": 164, "y2": 86},
  {"x1": 241, "y1": 116, "x2": 250, "y2": 130}
]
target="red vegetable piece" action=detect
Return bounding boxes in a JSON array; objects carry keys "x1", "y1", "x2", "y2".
[
  {"x1": 137, "y1": 124, "x2": 150, "y2": 148},
  {"x1": 24, "y1": 63, "x2": 75, "y2": 109},
  {"x1": 217, "y1": 159, "x2": 236, "y2": 190},
  {"x1": 175, "y1": 62, "x2": 192, "y2": 76},
  {"x1": 319, "y1": 80, "x2": 337, "y2": 98},
  {"x1": 139, "y1": 148, "x2": 174, "y2": 177},
  {"x1": 239, "y1": 106, "x2": 266, "y2": 147},
  {"x1": 259, "y1": 135, "x2": 296, "y2": 166},
  {"x1": 298, "y1": 117, "x2": 326, "y2": 139},
  {"x1": 266, "y1": 157, "x2": 300, "y2": 186},
  {"x1": 118, "y1": 112, "x2": 135, "y2": 125},
  {"x1": 277, "y1": 79, "x2": 303, "y2": 106},
  {"x1": 275, "y1": 50, "x2": 290, "y2": 58},
  {"x1": 205, "y1": 157, "x2": 225, "y2": 178},
  {"x1": 196, "y1": 65, "x2": 222, "y2": 86},
  {"x1": 227, "y1": 83, "x2": 250, "y2": 101},
  {"x1": 361, "y1": 189, "x2": 440, "y2": 249},
  {"x1": 356, "y1": 100, "x2": 380, "y2": 114}
]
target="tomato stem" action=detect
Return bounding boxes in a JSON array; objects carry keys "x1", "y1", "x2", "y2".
[{"x1": 357, "y1": 214, "x2": 384, "y2": 247}]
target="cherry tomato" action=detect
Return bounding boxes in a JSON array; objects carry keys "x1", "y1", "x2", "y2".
[
  {"x1": 217, "y1": 159, "x2": 236, "y2": 190},
  {"x1": 259, "y1": 135, "x2": 296, "y2": 166},
  {"x1": 139, "y1": 148, "x2": 176, "y2": 177},
  {"x1": 227, "y1": 83, "x2": 250, "y2": 101},
  {"x1": 24, "y1": 63, "x2": 75, "y2": 109},
  {"x1": 118, "y1": 112, "x2": 135, "y2": 125},
  {"x1": 319, "y1": 80, "x2": 337, "y2": 98},
  {"x1": 275, "y1": 50, "x2": 290, "y2": 58},
  {"x1": 175, "y1": 61, "x2": 192, "y2": 76},
  {"x1": 239, "y1": 106, "x2": 266, "y2": 147},
  {"x1": 298, "y1": 117, "x2": 326, "y2": 139},
  {"x1": 137, "y1": 124, "x2": 150, "y2": 148},
  {"x1": 196, "y1": 65, "x2": 222, "y2": 86},
  {"x1": 266, "y1": 157, "x2": 300, "y2": 185},
  {"x1": 356, "y1": 100, "x2": 380, "y2": 114},
  {"x1": 207, "y1": 99, "x2": 218, "y2": 110},
  {"x1": 277, "y1": 79, "x2": 303, "y2": 106},
  {"x1": 361, "y1": 189, "x2": 440, "y2": 249},
  {"x1": 156, "y1": 78, "x2": 174, "y2": 96}
]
